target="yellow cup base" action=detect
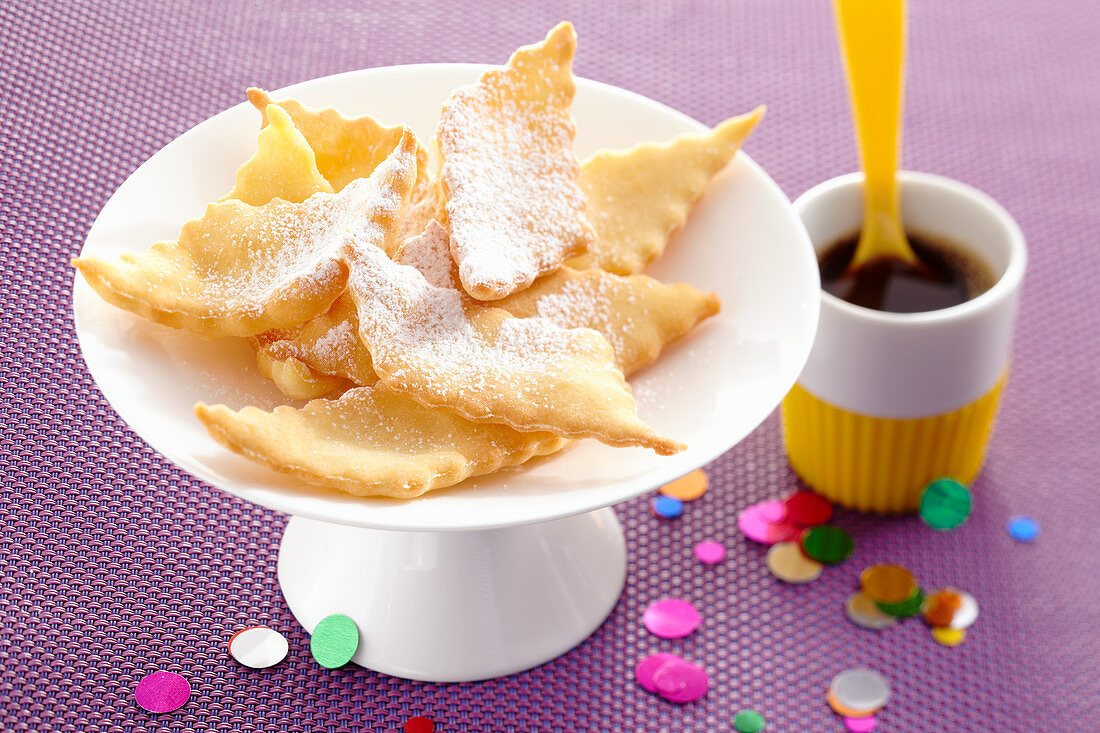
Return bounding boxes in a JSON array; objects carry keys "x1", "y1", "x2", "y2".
[{"x1": 781, "y1": 378, "x2": 1005, "y2": 513}]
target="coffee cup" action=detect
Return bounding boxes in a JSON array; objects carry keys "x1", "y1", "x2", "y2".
[{"x1": 783, "y1": 171, "x2": 1026, "y2": 512}]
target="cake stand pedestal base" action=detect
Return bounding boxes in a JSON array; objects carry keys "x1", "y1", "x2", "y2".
[{"x1": 277, "y1": 508, "x2": 626, "y2": 682}]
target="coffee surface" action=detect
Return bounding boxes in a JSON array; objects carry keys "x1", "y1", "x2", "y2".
[{"x1": 819, "y1": 233, "x2": 996, "y2": 313}]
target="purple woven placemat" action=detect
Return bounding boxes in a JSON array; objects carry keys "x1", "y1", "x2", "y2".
[{"x1": 3, "y1": 1, "x2": 1097, "y2": 730}]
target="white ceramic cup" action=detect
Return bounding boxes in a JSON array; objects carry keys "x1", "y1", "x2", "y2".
[{"x1": 783, "y1": 171, "x2": 1026, "y2": 512}]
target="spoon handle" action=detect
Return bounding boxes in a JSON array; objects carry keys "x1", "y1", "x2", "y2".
[{"x1": 834, "y1": 0, "x2": 916, "y2": 267}]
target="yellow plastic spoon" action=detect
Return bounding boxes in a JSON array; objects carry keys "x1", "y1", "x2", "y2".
[{"x1": 834, "y1": 0, "x2": 920, "y2": 273}]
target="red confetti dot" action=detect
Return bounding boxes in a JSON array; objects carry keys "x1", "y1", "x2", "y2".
[
  {"x1": 404, "y1": 716, "x2": 435, "y2": 733},
  {"x1": 784, "y1": 490, "x2": 834, "y2": 526}
]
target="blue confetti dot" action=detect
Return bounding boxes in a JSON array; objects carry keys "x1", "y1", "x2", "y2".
[
  {"x1": 1006, "y1": 515, "x2": 1039, "y2": 542},
  {"x1": 652, "y1": 495, "x2": 684, "y2": 519}
]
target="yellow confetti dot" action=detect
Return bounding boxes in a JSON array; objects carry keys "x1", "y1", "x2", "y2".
[
  {"x1": 658, "y1": 469, "x2": 708, "y2": 502},
  {"x1": 931, "y1": 626, "x2": 966, "y2": 647}
]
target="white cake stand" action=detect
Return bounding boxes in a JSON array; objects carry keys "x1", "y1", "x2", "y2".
[{"x1": 72, "y1": 65, "x2": 820, "y2": 682}]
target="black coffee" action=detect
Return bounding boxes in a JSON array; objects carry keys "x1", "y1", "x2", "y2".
[{"x1": 818, "y1": 232, "x2": 996, "y2": 313}]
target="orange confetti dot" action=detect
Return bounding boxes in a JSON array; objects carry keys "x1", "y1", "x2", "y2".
[
  {"x1": 922, "y1": 589, "x2": 963, "y2": 627},
  {"x1": 860, "y1": 564, "x2": 917, "y2": 605},
  {"x1": 827, "y1": 689, "x2": 879, "y2": 718},
  {"x1": 659, "y1": 469, "x2": 708, "y2": 501}
]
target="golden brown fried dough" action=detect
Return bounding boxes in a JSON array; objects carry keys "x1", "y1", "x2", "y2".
[
  {"x1": 437, "y1": 22, "x2": 595, "y2": 300},
  {"x1": 195, "y1": 387, "x2": 568, "y2": 499},
  {"x1": 340, "y1": 232, "x2": 682, "y2": 454},
  {"x1": 567, "y1": 107, "x2": 764, "y2": 275},
  {"x1": 222, "y1": 105, "x2": 333, "y2": 206},
  {"x1": 74, "y1": 130, "x2": 419, "y2": 338}
]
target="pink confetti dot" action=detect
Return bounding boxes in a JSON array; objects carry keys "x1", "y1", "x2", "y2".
[
  {"x1": 134, "y1": 671, "x2": 190, "y2": 713},
  {"x1": 759, "y1": 499, "x2": 787, "y2": 523},
  {"x1": 694, "y1": 540, "x2": 726, "y2": 564},
  {"x1": 643, "y1": 598, "x2": 702, "y2": 639},
  {"x1": 635, "y1": 653, "x2": 682, "y2": 693},
  {"x1": 738, "y1": 502, "x2": 802, "y2": 545},
  {"x1": 651, "y1": 657, "x2": 709, "y2": 703},
  {"x1": 844, "y1": 715, "x2": 878, "y2": 732}
]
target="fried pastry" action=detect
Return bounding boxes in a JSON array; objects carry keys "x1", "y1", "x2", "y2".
[
  {"x1": 248, "y1": 221, "x2": 452, "y2": 399},
  {"x1": 249, "y1": 292, "x2": 375, "y2": 398},
  {"x1": 253, "y1": 220, "x2": 719, "y2": 398},
  {"x1": 340, "y1": 232, "x2": 682, "y2": 454},
  {"x1": 74, "y1": 130, "x2": 418, "y2": 338},
  {"x1": 247, "y1": 87, "x2": 415, "y2": 194},
  {"x1": 247, "y1": 87, "x2": 435, "y2": 244},
  {"x1": 495, "y1": 267, "x2": 720, "y2": 375},
  {"x1": 196, "y1": 253, "x2": 718, "y2": 495},
  {"x1": 567, "y1": 107, "x2": 764, "y2": 275},
  {"x1": 437, "y1": 21, "x2": 595, "y2": 300},
  {"x1": 195, "y1": 386, "x2": 569, "y2": 499},
  {"x1": 254, "y1": 347, "x2": 349, "y2": 400},
  {"x1": 222, "y1": 105, "x2": 333, "y2": 206}
]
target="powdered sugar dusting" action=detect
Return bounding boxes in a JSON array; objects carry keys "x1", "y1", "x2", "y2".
[
  {"x1": 310, "y1": 318, "x2": 355, "y2": 364},
  {"x1": 340, "y1": 234, "x2": 635, "y2": 421},
  {"x1": 437, "y1": 30, "x2": 593, "y2": 299},
  {"x1": 397, "y1": 220, "x2": 459, "y2": 289},
  {"x1": 254, "y1": 294, "x2": 375, "y2": 385},
  {"x1": 154, "y1": 136, "x2": 415, "y2": 318},
  {"x1": 532, "y1": 276, "x2": 636, "y2": 357}
]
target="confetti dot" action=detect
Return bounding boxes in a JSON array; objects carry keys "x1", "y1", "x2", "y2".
[
  {"x1": 860, "y1": 564, "x2": 917, "y2": 604},
  {"x1": 134, "y1": 671, "x2": 190, "y2": 714},
  {"x1": 650, "y1": 656, "x2": 709, "y2": 703},
  {"x1": 643, "y1": 598, "x2": 701, "y2": 639},
  {"x1": 228, "y1": 626, "x2": 289, "y2": 669},
  {"x1": 922, "y1": 589, "x2": 963, "y2": 628},
  {"x1": 919, "y1": 478, "x2": 972, "y2": 530},
  {"x1": 652, "y1": 495, "x2": 684, "y2": 519},
  {"x1": 931, "y1": 626, "x2": 967, "y2": 647},
  {"x1": 738, "y1": 502, "x2": 801, "y2": 545},
  {"x1": 404, "y1": 716, "x2": 435, "y2": 733},
  {"x1": 766, "y1": 541, "x2": 823, "y2": 584},
  {"x1": 659, "y1": 469, "x2": 708, "y2": 501},
  {"x1": 734, "y1": 708, "x2": 766, "y2": 732},
  {"x1": 1006, "y1": 515, "x2": 1040, "y2": 542},
  {"x1": 947, "y1": 590, "x2": 979, "y2": 630},
  {"x1": 799, "y1": 525, "x2": 854, "y2": 564},
  {"x1": 694, "y1": 540, "x2": 726, "y2": 565},
  {"x1": 875, "y1": 587, "x2": 925, "y2": 618},
  {"x1": 845, "y1": 592, "x2": 898, "y2": 631},
  {"x1": 844, "y1": 715, "x2": 878, "y2": 732},
  {"x1": 830, "y1": 668, "x2": 890, "y2": 715},
  {"x1": 310, "y1": 614, "x2": 359, "y2": 669},
  {"x1": 783, "y1": 490, "x2": 833, "y2": 526},
  {"x1": 759, "y1": 500, "x2": 787, "y2": 523},
  {"x1": 635, "y1": 653, "x2": 683, "y2": 692}
]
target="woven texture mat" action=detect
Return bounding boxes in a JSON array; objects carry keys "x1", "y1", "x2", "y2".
[{"x1": 3, "y1": 1, "x2": 1097, "y2": 730}]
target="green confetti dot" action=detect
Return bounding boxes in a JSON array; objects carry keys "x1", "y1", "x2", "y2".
[
  {"x1": 799, "y1": 525, "x2": 854, "y2": 565},
  {"x1": 734, "y1": 709, "x2": 766, "y2": 732},
  {"x1": 310, "y1": 614, "x2": 359, "y2": 669},
  {"x1": 875, "y1": 587, "x2": 925, "y2": 618},
  {"x1": 919, "y1": 478, "x2": 972, "y2": 530}
]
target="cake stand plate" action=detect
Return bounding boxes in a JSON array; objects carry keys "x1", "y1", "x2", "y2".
[
  {"x1": 73, "y1": 64, "x2": 820, "y2": 681},
  {"x1": 278, "y1": 509, "x2": 624, "y2": 681}
]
